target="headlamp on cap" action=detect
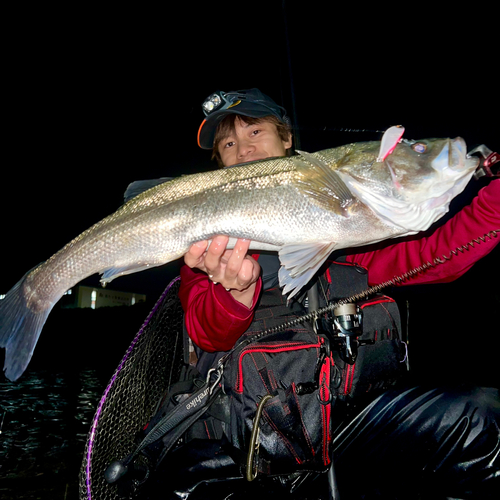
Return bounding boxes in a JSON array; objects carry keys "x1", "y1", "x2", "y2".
[
  {"x1": 202, "y1": 93, "x2": 223, "y2": 114},
  {"x1": 202, "y1": 91, "x2": 241, "y2": 116}
]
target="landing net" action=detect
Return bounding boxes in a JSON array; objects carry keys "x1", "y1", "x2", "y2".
[{"x1": 78, "y1": 277, "x2": 184, "y2": 500}]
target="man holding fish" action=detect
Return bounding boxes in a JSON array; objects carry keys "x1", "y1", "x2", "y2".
[{"x1": 180, "y1": 89, "x2": 500, "y2": 498}]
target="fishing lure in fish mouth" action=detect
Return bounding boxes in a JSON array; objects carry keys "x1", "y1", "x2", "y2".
[{"x1": 377, "y1": 125, "x2": 405, "y2": 162}]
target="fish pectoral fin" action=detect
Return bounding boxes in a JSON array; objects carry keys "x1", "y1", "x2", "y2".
[
  {"x1": 278, "y1": 242, "x2": 337, "y2": 299},
  {"x1": 100, "y1": 262, "x2": 162, "y2": 286},
  {"x1": 294, "y1": 150, "x2": 353, "y2": 216}
]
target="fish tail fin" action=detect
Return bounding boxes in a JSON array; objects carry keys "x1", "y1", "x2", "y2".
[{"x1": 0, "y1": 272, "x2": 52, "y2": 381}]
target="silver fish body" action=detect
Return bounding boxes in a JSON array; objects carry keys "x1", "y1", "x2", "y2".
[{"x1": 0, "y1": 137, "x2": 479, "y2": 380}]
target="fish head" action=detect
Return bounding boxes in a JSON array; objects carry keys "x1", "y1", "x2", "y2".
[{"x1": 336, "y1": 137, "x2": 480, "y2": 232}]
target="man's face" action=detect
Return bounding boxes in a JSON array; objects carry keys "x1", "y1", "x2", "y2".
[{"x1": 217, "y1": 117, "x2": 292, "y2": 168}]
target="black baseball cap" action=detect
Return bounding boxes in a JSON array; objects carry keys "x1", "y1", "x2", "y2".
[{"x1": 197, "y1": 88, "x2": 289, "y2": 149}]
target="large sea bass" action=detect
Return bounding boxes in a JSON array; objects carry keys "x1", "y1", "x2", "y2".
[{"x1": 0, "y1": 134, "x2": 479, "y2": 380}]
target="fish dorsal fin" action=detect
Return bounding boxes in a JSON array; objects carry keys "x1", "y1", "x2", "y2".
[
  {"x1": 294, "y1": 150, "x2": 353, "y2": 213},
  {"x1": 278, "y1": 241, "x2": 337, "y2": 299}
]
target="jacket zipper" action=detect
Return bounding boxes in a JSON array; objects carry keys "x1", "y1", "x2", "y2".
[{"x1": 235, "y1": 340, "x2": 321, "y2": 393}]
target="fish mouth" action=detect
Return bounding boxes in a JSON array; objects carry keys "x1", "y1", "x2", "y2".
[
  {"x1": 411, "y1": 137, "x2": 479, "y2": 221},
  {"x1": 433, "y1": 137, "x2": 479, "y2": 176},
  {"x1": 421, "y1": 138, "x2": 479, "y2": 205}
]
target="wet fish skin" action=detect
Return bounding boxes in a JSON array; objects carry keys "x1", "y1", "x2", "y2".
[{"x1": 0, "y1": 137, "x2": 479, "y2": 381}]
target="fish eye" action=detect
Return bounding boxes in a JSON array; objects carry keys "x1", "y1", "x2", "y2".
[{"x1": 412, "y1": 142, "x2": 427, "y2": 154}]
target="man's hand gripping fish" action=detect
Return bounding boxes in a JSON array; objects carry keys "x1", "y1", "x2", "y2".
[{"x1": 0, "y1": 128, "x2": 480, "y2": 381}]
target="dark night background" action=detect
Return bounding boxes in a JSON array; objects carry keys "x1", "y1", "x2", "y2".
[{"x1": 1, "y1": 2, "x2": 499, "y2": 498}]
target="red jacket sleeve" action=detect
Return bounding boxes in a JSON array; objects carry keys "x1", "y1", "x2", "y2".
[
  {"x1": 179, "y1": 265, "x2": 262, "y2": 352},
  {"x1": 346, "y1": 180, "x2": 500, "y2": 286}
]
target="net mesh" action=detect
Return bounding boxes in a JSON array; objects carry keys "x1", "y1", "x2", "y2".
[{"x1": 78, "y1": 277, "x2": 185, "y2": 500}]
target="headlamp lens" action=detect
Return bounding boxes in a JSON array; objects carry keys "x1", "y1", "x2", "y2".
[{"x1": 202, "y1": 93, "x2": 223, "y2": 114}]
